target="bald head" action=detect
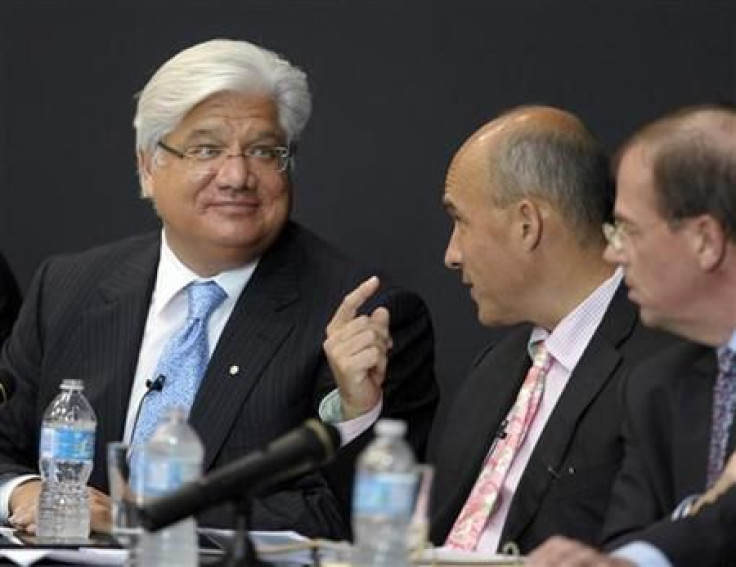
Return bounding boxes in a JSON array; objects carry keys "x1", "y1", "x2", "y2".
[
  {"x1": 618, "y1": 104, "x2": 736, "y2": 241},
  {"x1": 453, "y1": 106, "x2": 613, "y2": 244}
]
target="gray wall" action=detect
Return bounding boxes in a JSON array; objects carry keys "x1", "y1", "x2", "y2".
[{"x1": 1, "y1": 0, "x2": 734, "y2": 422}]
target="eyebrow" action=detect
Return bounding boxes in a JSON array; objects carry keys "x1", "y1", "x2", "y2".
[{"x1": 180, "y1": 128, "x2": 284, "y2": 145}]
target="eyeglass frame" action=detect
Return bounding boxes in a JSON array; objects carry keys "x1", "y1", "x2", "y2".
[
  {"x1": 603, "y1": 217, "x2": 685, "y2": 253},
  {"x1": 156, "y1": 140, "x2": 295, "y2": 173},
  {"x1": 602, "y1": 221, "x2": 625, "y2": 252}
]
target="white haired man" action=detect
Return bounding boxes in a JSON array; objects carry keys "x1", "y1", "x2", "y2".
[{"x1": 0, "y1": 39, "x2": 437, "y2": 538}]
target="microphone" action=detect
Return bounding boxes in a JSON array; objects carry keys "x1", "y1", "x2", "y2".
[
  {"x1": 139, "y1": 419, "x2": 342, "y2": 531},
  {"x1": 145, "y1": 375, "x2": 166, "y2": 392},
  {"x1": 0, "y1": 370, "x2": 16, "y2": 405}
]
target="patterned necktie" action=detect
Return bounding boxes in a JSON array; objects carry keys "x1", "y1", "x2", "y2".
[
  {"x1": 132, "y1": 281, "x2": 227, "y2": 447},
  {"x1": 706, "y1": 346, "x2": 736, "y2": 488},
  {"x1": 445, "y1": 343, "x2": 553, "y2": 551}
]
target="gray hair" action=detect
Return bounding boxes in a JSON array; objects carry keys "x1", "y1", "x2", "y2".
[
  {"x1": 134, "y1": 38, "x2": 311, "y2": 156},
  {"x1": 489, "y1": 125, "x2": 613, "y2": 244}
]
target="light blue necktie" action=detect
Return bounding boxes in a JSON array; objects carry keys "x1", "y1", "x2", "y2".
[{"x1": 132, "y1": 280, "x2": 227, "y2": 447}]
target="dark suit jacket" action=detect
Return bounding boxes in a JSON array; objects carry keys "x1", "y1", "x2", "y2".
[
  {"x1": 599, "y1": 340, "x2": 736, "y2": 566},
  {"x1": 634, "y1": 486, "x2": 736, "y2": 567},
  {"x1": 0, "y1": 252, "x2": 21, "y2": 346},
  {"x1": 0, "y1": 221, "x2": 438, "y2": 539},
  {"x1": 602, "y1": 341, "x2": 717, "y2": 550},
  {"x1": 429, "y1": 284, "x2": 676, "y2": 553}
]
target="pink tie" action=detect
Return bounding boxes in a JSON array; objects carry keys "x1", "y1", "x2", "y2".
[{"x1": 445, "y1": 343, "x2": 552, "y2": 551}]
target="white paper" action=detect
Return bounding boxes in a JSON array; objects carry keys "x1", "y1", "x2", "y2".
[{"x1": 415, "y1": 546, "x2": 524, "y2": 565}]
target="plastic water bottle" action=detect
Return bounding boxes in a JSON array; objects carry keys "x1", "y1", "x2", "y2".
[
  {"x1": 352, "y1": 418, "x2": 418, "y2": 567},
  {"x1": 137, "y1": 407, "x2": 202, "y2": 567},
  {"x1": 37, "y1": 379, "x2": 97, "y2": 541}
]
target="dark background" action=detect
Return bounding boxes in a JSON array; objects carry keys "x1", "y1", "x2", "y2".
[{"x1": 0, "y1": 0, "x2": 734, "y2": 424}]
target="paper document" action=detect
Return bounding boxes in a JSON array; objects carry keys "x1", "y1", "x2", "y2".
[{"x1": 415, "y1": 545, "x2": 524, "y2": 565}]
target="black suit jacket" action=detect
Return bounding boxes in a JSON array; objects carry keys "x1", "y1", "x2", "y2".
[
  {"x1": 602, "y1": 341, "x2": 717, "y2": 550},
  {"x1": 0, "y1": 252, "x2": 21, "y2": 347},
  {"x1": 634, "y1": 486, "x2": 736, "y2": 567},
  {"x1": 599, "y1": 340, "x2": 736, "y2": 566},
  {"x1": 0, "y1": 221, "x2": 438, "y2": 538},
  {"x1": 429, "y1": 284, "x2": 676, "y2": 553}
]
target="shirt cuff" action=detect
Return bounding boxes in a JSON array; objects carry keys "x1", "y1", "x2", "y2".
[
  {"x1": 319, "y1": 388, "x2": 383, "y2": 446},
  {"x1": 612, "y1": 541, "x2": 673, "y2": 567},
  {"x1": 0, "y1": 474, "x2": 41, "y2": 523},
  {"x1": 671, "y1": 493, "x2": 700, "y2": 519}
]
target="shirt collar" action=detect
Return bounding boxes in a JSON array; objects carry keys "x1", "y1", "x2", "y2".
[
  {"x1": 529, "y1": 267, "x2": 624, "y2": 371},
  {"x1": 151, "y1": 231, "x2": 259, "y2": 315}
]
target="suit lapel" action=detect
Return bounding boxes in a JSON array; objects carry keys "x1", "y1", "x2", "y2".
[
  {"x1": 436, "y1": 327, "x2": 532, "y2": 534},
  {"x1": 501, "y1": 284, "x2": 636, "y2": 544},
  {"x1": 78, "y1": 236, "x2": 159, "y2": 486},
  {"x1": 672, "y1": 348, "x2": 717, "y2": 496},
  {"x1": 190, "y1": 229, "x2": 300, "y2": 471}
]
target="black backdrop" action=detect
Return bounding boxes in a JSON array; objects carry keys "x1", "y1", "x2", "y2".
[{"x1": 0, "y1": 0, "x2": 734, "y2": 424}]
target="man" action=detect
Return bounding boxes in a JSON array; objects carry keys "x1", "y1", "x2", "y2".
[
  {"x1": 0, "y1": 39, "x2": 437, "y2": 539},
  {"x1": 328, "y1": 105, "x2": 674, "y2": 553},
  {"x1": 527, "y1": 104, "x2": 736, "y2": 566}
]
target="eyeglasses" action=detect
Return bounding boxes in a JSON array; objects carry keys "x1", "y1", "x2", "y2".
[
  {"x1": 602, "y1": 221, "x2": 625, "y2": 252},
  {"x1": 157, "y1": 141, "x2": 293, "y2": 173}
]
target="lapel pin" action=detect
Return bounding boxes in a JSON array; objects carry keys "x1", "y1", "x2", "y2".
[{"x1": 228, "y1": 365, "x2": 240, "y2": 376}]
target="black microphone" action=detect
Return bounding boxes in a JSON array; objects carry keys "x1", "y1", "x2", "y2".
[
  {"x1": 145, "y1": 374, "x2": 166, "y2": 392},
  {"x1": 139, "y1": 419, "x2": 342, "y2": 532},
  {"x1": 0, "y1": 370, "x2": 16, "y2": 405}
]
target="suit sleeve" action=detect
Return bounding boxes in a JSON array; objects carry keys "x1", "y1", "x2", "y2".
[
  {"x1": 220, "y1": 284, "x2": 437, "y2": 540},
  {"x1": 601, "y1": 365, "x2": 674, "y2": 548},
  {"x1": 633, "y1": 487, "x2": 736, "y2": 566},
  {"x1": 0, "y1": 259, "x2": 51, "y2": 478},
  {"x1": 320, "y1": 285, "x2": 439, "y2": 534}
]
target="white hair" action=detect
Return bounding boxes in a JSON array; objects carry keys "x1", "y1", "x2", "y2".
[{"x1": 133, "y1": 38, "x2": 312, "y2": 156}]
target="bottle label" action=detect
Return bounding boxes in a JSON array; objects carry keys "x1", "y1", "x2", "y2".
[
  {"x1": 142, "y1": 460, "x2": 199, "y2": 498},
  {"x1": 39, "y1": 426, "x2": 94, "y2": 461},
  {"x1": 353, "y1": 472, "x2": 418, "y2": 518}
]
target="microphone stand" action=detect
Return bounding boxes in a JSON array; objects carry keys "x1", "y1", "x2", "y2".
[{"x1": 214, "y1": 494, "x2": 271, "y2": 567}]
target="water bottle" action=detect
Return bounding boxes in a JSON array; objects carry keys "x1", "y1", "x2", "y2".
[
  {"x1": 137, "y1": 407, "x2": 202, "y2": 567},
  {"x1": 352, "y1": 418, "x2": 418, "y2": 567},
  {"x1": 37, "y1": 379, "x2": 97, "y2": 541}
]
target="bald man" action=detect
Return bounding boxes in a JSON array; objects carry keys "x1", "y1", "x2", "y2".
[
  {"x1": 426, "y1": 106, "x2": 678, "y2": 553},
  {"x1": 326, "y1": 106, "x2": 676, "y2": 553}
]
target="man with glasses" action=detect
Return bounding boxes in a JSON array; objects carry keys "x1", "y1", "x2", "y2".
[
  {"x1": 0, "y1": 39, "x2": 437, "y2": 538},
  {"x1": 527, "y1": 104, "x2": 736, "y2": 566}
]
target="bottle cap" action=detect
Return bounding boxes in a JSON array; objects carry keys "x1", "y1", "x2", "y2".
[
  {"x1": 60, "y1": 379, "x2": 84, "y2": 390},
  {"x1": 375, "y1": 418, "x2": 406, "y2": 438}
]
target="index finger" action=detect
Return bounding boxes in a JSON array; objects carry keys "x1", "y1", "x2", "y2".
[{"x1": 329, "y1": 276, "x2": 381, "y2": 329}]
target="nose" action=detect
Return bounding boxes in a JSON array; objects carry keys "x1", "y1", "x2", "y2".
[
  {"x1": 215, "y1": 155, "x2": 254, "y2": 191},
  {"x1": 444, "y1": 225, "x2": 462, "y2": 270}
]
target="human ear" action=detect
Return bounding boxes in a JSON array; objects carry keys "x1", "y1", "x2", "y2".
[
  {"x1": 516, "y1": 198, "x2": 543, "y2": 251},
  {"x1": 137, "y1": 150, "x2": 155, "y2": 198},
  {"x1": 690, "y1": 215, "x2": 727, "y2": 271}
]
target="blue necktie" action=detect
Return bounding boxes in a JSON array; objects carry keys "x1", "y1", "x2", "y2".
[
  {"x1": 707, "y1": 347, "x2": 736, "y2": 488},
  {"x1": 132, "y1": 281, "x2": 227, "y2": 447}
]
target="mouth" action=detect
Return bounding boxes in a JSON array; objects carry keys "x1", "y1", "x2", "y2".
[{"x1": 208, "y1": 200, "x2": 260, "y2": 212}]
